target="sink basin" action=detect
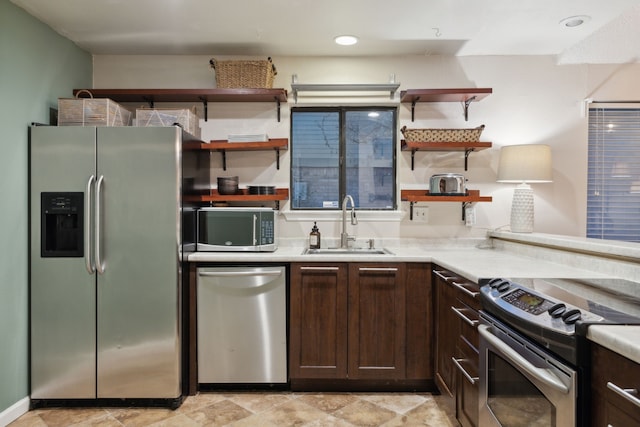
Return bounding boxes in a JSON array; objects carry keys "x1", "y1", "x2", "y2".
[{"x1": 302, "y1": 247, "x2": 394, "y2": 255}]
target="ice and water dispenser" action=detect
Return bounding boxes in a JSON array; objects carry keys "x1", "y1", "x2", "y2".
[{"x1": 40, "y1": 192, "x2": 83, "y2": 257}]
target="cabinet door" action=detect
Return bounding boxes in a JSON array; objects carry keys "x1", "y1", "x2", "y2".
[
  {"x1": 406, "y1": 263, "x2": 433, "y2": 380},
  {"x1": 289, "y1": 263, "x2": 348, "y2": 379},
  {"x1": 348, "y1": 263, "x2": 406, "y2": 379},
  {"x1": 434, "y1": 270, "x2": 460, "y2": 396}
]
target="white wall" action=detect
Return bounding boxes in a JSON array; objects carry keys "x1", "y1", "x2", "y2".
[{"x1": 92, "y1": 54, "x2": 640, "y2": 242}]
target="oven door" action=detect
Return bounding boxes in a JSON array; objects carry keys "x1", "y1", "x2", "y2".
[{"x1": 479, "y1": 316, "x2": 577, "y2": 427}]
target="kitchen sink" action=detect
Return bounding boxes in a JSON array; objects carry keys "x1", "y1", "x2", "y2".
[{"x1": 302, "y1": 247, "x2": 394, "y2": 255}]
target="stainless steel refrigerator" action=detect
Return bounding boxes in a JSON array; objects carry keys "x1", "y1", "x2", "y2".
[{"x1": 29, "y1": 126, "x2": 196, "y2": 407}]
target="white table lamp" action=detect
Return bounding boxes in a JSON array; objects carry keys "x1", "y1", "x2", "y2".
[{"x1": 497, "y1": 144, "x2": 553, "y2": 233}]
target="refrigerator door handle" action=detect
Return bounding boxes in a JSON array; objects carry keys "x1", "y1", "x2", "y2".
[
  {"x1": 95, "y1": 175, "x2": 105, "y2": 274},
  {"x1": 85, "y1": 175, "x2": 96, "y2": 274}
]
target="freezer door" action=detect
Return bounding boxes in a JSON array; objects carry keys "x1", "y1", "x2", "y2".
[
  {"x1": 30, "y1": 126, "x2": 97, "y2": 399},
  {"x1": 95, "y1": 127, "x2": 182, "y2": 398}
]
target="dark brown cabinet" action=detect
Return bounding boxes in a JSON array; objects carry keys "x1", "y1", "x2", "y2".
[
  {"x1": 289, "y1": 263, "x2": 348, "y2": 379},
  {"x1": 289, "y1": 262, "x2": 433, "y2": 390},
  {"x1": 348, "y1": 264, "x2": 406, "y2": 380},
  {"x1": 434, "y1": 269, "x2": 459, "y2": 396},
  {"x1": 591, "y1": 342, "x2": 640, "y2": 426},
  {"x1": 433, "y1": 267, "x2": 481, "y2": 427}
]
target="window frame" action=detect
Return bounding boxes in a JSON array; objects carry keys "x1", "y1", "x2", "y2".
[{"x1": 289, "y1": 106, "x2": 397, "y2": 211}]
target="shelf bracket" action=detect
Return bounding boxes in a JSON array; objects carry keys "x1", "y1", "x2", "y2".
[
  {"x1": 275, "y1": 148, "x2": 281, "y2": 169},
  {"x1": 462, "y1": 202, "x2": 471, "y2": 221},
  {"x1": 463, "y1": 96, "x2": 476, "y2": 121},
  {"x1": 410, "y1": 96, "x2": 420, "y2": 122},
  {"x1": 220, "y1": 150, "x2": 227, "y2": 171},
  {"x1": 199, "y1": 96, "x2": 208, "y2": 121},
  {"x1": 275, "y1": 200, "x2": 281, "y2": 210},
  {"x1": 411, "y1": 149, "x2": 417, "y2": 170},
  {"x1": 142, "y1": 96, "x2": 154, "y2": 108},
  {"x1": 464, "y1": 148, "x2": 474, "y2": 171},
  {"x1": 409, "y1": 201, "x2": 415, "y2": 220},
  {"x1": 274, "y1": 96, "x2": 281, "y2": 122}
]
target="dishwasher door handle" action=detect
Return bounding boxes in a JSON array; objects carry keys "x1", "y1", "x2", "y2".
[{"x1": 198, "y1": 270, "x2": 283, "y2": 278}]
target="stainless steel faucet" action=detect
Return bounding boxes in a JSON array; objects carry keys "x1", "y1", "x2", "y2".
[{"x1": 340, "y1": 195, "x2": 358, "y2": 248}]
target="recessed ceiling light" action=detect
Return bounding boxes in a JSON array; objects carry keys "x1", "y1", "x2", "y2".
[
  {"x1": 560, "y1": 15, "x2": 590, "y2": 28},
  {"x1": 334, "y1": 35, "x2": 358, "y2": 46}
]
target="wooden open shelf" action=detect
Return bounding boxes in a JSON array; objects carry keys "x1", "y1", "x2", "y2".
[
  {"x1": 184, "y1": 188, "x2": 289, "y2": 209},
  {"x1": 207, "y1": 138, "x2": 288, "y2": 151},
  {"x1": 401, "y1": 189, "x2": 491, "y2": 203},
  {"x1": 72, "y1": 88, "x2": 288, "y2": 121},
  {"x1": 401, "y1": 140, "x2": 492, "y2": 171},
  {"x1": 401, "y1": 189, "x2": 492, "y2": 221},
  {"x1": 400, "y1": 88, "x2": 492, "y2": 121},
  {"x1": 185, "y1": 138, "x2": 288, "y2": 170}
]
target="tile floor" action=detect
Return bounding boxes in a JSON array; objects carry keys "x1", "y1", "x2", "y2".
[{"x1": 9, "y1": 392, "x2": 457, "y2": 427}]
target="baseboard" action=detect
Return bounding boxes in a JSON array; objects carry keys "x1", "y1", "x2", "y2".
[{"x1": 0, "y1": 396, "x2": 30, "y2": 427}]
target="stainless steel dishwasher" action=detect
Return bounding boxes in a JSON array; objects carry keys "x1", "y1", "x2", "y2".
[{"x1": 197, "y1": 266, "x2": 287, "y2": 384}]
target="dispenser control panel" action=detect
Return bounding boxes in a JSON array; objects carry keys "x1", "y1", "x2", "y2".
[{"x1": 41, "y1": 192, "x2": 83, "y2": 257}]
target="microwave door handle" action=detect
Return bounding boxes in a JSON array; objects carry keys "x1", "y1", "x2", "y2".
[
  {"x1": 253, "y1": 214, "x2": 257, "y2": 246},
  {"x1": 478, "y1": 324, "x2": 570, "y2": 394},
  {"x1": 85, "y1": 175, "x2": 96, "y2": 274}
]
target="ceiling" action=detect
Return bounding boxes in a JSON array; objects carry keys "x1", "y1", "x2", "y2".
[{"x1": 10, "y1": 0, "x2": 640, "y2": 63}]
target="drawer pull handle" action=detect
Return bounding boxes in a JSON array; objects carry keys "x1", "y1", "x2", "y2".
[
  {"x1": 452, "y1": 357, "x2": 478, "y2": 385},
  {"x1": 433, "y1": 270, "x2": 455, "y2": 281},
  {"x1": 451, "y1": 306, "x2": 479, "y2": 327},
  {"x1": 607, "y1": 382, "x2": 640, "y2": 409},
  {"x1": 451, "y1": 281, "x2": 480, "y2": 298},
  {"x1": 359, "y1": 267, "x2": 398, "y2": 272},
  {"x1": 299, "y1": 266, "x2": 340, "y2": 271}
]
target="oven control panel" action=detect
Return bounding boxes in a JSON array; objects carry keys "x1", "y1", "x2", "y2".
[
  {"x1": 480, "y1": 278, "x2": 605, "y2": 335},
  {"x1": 502, "y1": 288, "x2": 556, "y2": 315}
]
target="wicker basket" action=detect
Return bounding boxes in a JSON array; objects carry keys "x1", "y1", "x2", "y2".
[
  {"x1": 136, "y1": 107, "x2": 201, "y2": 138},
  {"x1": 401, "y1": 124, "x2": 485, "y2": 143},
  {"x1": 209, "y1": 57, "x2": 277, "y2": 88},
  {"x1": 58, "y1": 90, "x2": 131, "y2": 126}
]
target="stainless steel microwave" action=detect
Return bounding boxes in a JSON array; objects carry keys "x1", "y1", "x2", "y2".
[{"x1": 197, "y1": 207, "x2": 277, "y2": 252}]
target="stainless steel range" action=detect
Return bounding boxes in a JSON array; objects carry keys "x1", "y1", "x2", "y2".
[{"x1": 479, "y1": 277, "x2": 640, "y2": 427}]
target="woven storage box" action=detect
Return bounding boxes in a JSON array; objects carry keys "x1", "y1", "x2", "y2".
[
  {"x1": 58, "y1": 91, "x2": 131, "y2": 126},
  {"x1": 401, "y1": 124, "x2": 485, "y2": 143},
  {"x1": 209, "y1": 57, "x2": 277, "y2": 88},
  {"x1": 136, "y1": 108, "x2": 201, "y2": 139}
]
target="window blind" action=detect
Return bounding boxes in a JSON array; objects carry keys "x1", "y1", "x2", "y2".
[{"x1": 587, "y1": 108, "x2": 640, "y2": 242}]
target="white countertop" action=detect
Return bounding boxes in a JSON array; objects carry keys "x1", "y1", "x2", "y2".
[
  {"x1": 588, "y1": 326, "x2": 640, "y2": 364},
  {"x1": 186, "y1": 238, "x2": 640, "y2": 364},
  {"x1": 187, "y1": 244, "x2": 610, "y2": 282}
]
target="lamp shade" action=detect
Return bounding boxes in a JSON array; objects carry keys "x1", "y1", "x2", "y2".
[{"x1": 497, "y1": 144, "x2": 553, "y2": 183}]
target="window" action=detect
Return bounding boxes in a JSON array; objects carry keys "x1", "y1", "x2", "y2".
[
  {"x1": 587, "y1": 107, "x2": 640, "y2": 242},
  {"x1": 290, "y1": 107, "x2": 396, "y2": 210}
]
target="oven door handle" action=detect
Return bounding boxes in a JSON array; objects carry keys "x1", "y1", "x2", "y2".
[{"x1": 479, "y1": 324, "x2": 570, "y2": 394}]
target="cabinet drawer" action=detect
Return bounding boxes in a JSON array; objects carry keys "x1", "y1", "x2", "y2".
[
  {"x1": 454, "y1": 339, "x2": 479, "y2": 427},
  {"x1": 450, "y1": 279, "x2": 480, "y2": 310},
  {"x1": 591, "y1": 343, "x2": 640, "y2": 424},
  {"x1": 452, "y1": 302, "x2": 480, "y2": 351},
  {"x1": 455, "y1": 336, "x2": 478, "y2": 380}
]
